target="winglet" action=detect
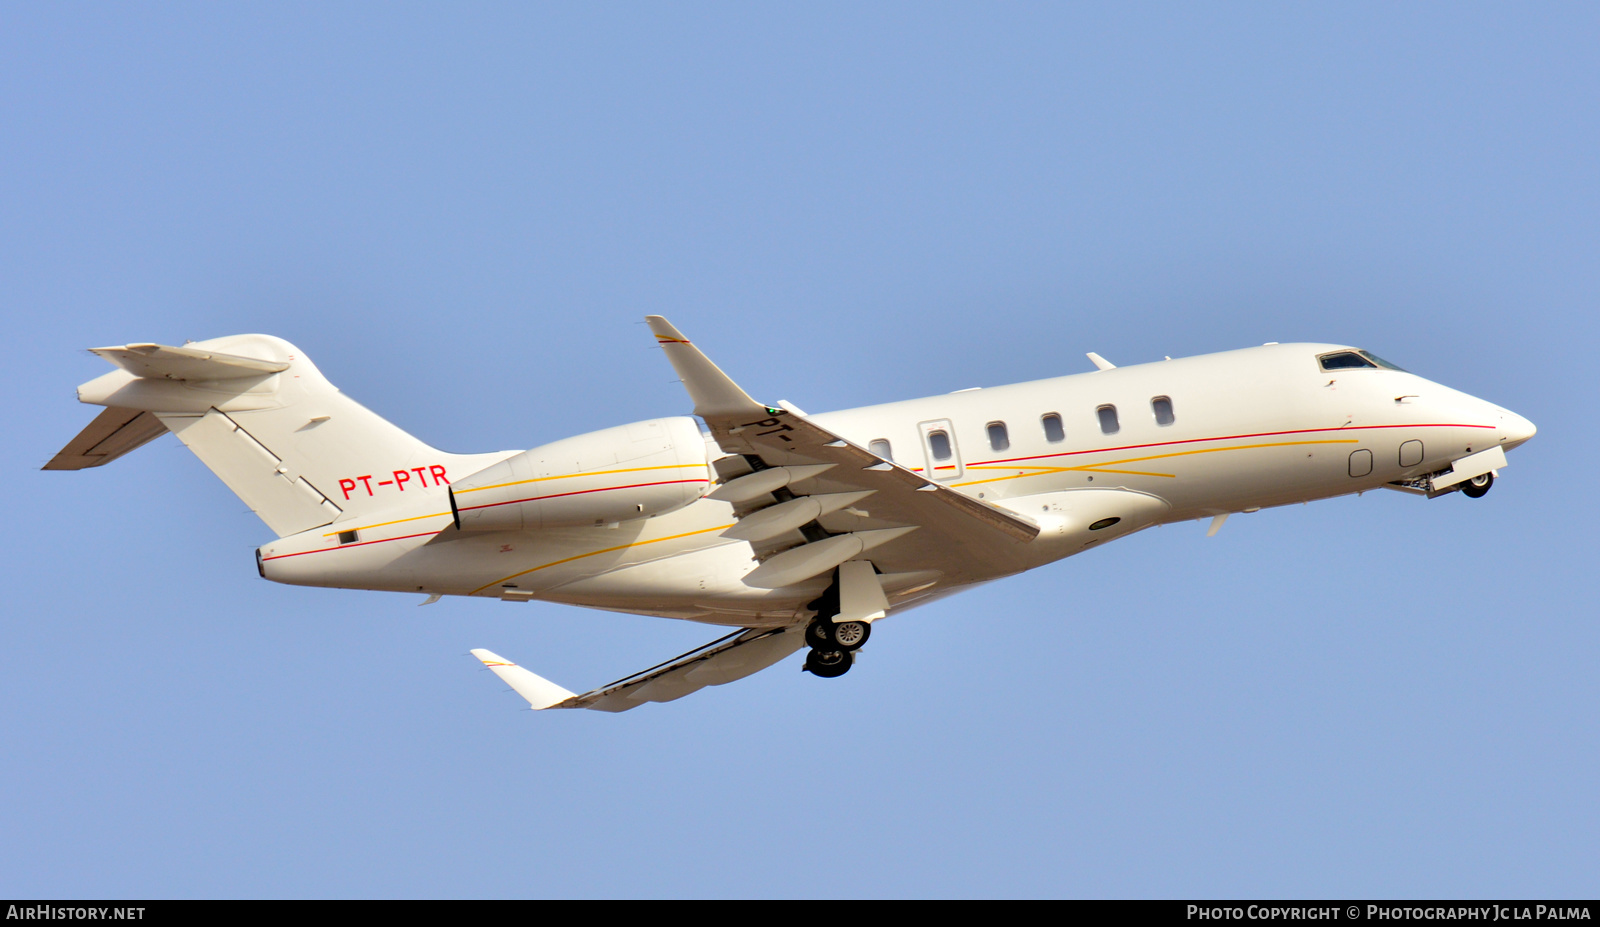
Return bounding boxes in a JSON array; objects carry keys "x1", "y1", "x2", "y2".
[
  {"x1": 1086, "y1": 352, "x2": 1116, "y2": 371},
  {"x1": 470, "y1": 649, "x2": 576, "y2": 710},
  {"x1": 645, "y1": 316, "x2": 769, "y2": 419}
]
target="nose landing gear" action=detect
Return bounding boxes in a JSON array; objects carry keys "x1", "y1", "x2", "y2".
[{"x1": 1461, "y1": 472, "x2": 1494, "y2": 498}]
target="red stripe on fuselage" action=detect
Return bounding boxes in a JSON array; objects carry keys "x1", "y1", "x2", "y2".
[
  {"x1": 260, "y1": 423, "x2": 1488, "y2": 563},
  {"x1": 963, "y1": 422, "x2": 1493, "y2": 469},
  {"x1": 456, "y1": 478, "x2": 710, "y2": 513},
  {"x1": 262, "y1": 479, "x2": 711, "y2": 562},
  {"x1": 261, "y1": 530, "x2": 442, "y2": 561}
]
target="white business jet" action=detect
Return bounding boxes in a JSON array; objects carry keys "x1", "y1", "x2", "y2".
[{"x1": 48, "y1": 318, "x2": 1535, "y2": 712}]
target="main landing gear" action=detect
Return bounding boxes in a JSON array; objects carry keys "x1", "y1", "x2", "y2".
[
  {"x1": 804, "y1": 647, "x2": 852, "y2": 678},
  {"x1": 803, "y1": 617, "x2": 872, "y2": 678},
  {"x1": 801, "y1": 568, "x2": 875, "y2": 679},
  {"x1": 805, "y1": 616, "x2": 872, "y2": 650}
]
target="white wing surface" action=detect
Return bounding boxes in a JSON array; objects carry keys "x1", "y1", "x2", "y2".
[
  {"x1": 473, "y1": 627, "x2": 805, "y2": 713},
  {"x1": 474, "y1": 317, "x2": 1048, "y2": 714},
  {"x1": 470, "y1": 649, "x2": 577, "y2": 709},
  {"x1": 646, "y1": 316, "x2": 1038, "y2": 589}
]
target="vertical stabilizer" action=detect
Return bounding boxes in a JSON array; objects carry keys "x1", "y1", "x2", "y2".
[{"x1": 162, "y1": 408, "x2": 344, "y2": 536}]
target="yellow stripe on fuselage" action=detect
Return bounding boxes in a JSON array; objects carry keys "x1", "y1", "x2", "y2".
[
  {"x1": 322, "y1": 510, "x2": 452, "y2": 538},
  {"x1": 469, "y1": 523, "x2": 737, "y2": 596},
  {"x1": 450, "y1": 463, "x2": 707, "y2": 497},
  {"x1": 951, "y1": 438, "x2": 1359, "y2": 488}
]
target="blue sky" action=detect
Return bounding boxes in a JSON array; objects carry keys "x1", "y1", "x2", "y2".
[{"x1": 3, "y1": 3, "x2": 1596, "y2": 898}]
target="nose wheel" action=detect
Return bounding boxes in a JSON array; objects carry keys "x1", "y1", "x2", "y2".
[{"x1": 1461, "y1": 472, "x2": 1494, "y2": 498}]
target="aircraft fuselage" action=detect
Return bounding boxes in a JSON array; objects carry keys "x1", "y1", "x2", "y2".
[{"x1": 254, "y1": 342, "x2": 1534, "y2": 627}]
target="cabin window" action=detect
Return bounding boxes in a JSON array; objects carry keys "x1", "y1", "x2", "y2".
[
  {"x1": 986, "y1": 421, "x2": 1010, "y2": 451},
  {"x1": 1152, "y1": 396, "x2": 1175, "y2": 426},
  {"x1": 338, "y1": 530, "x2": 359, "y2": 545},
  {"x1": 1097, "y1": 405, "x2": 1120, "y2": 435},
  {"x1": 928, "y1": 430, "x2": 953, "y2": 461},
  {"x1": 1318, "y1": 351, "x2": 1378, "y2": 371},
  {"x1": 869, "y1": 439, "x2": 893, "y2": 461},
  {"x1": 1041, "y1": 413, "x2": 1064, "y2": 443}
]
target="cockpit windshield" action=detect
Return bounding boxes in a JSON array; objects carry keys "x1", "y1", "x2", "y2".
[
  {"x1": 1357, "y1": 350, "x2": 1406, "y2": 371},
  {"x1": 1317, "y1": 350, "x2": 1408, "y2": 372}
]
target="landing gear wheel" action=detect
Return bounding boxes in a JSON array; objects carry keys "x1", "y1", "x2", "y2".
[
  {"x1": 832, "y1": 620, "x2": 871, "y2": 651},
  {"x1": 805, "y1": 619, "x2": 836, "y2": 649},
  {"x1": 804, "y1": 648, "x2": 852, "y2": 678},
  {"x1": 1462, "y1": 472, "x2": 1494, "y2": 498}
]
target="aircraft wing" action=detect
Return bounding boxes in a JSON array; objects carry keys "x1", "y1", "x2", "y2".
[
  {"x1": 472, "y1": 626, "x2": 805, "y2": 713},
  {"x1": 646, "y1": 316, "x2": 1038, "y2": 587}
]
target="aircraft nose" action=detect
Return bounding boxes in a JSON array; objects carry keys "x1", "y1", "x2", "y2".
[{"x1": 1499, "y1": 409, "x2": 1537, "y2": 450}]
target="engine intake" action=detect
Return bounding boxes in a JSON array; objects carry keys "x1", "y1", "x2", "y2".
[{"x1": 449, "y1": 417, "x2": 711, "y2": 531}]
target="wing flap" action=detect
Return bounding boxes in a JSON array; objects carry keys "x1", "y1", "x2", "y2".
[
  {"x1": 579, "y1": 627, "x2": 804, "y2": 711},
  {"x1": 44, "y1": 407, "x2": 168, "y2": 470}
]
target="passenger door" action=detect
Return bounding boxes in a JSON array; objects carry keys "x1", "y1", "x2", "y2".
[{"x1": 918, "y1": 419, "x2": 964, "y2": 481}]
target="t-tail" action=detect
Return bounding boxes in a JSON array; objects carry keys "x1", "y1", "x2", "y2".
[{"x1": 46, "y1": 334, "x2": 510, "y2": 537}]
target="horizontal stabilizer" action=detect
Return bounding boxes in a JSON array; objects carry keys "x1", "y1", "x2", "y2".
[
  {"x1": 55, "y1": 332, "x2": 512, "y2": 536},
  {"x1": 470, "y1": 649, "x2": 577, "y2": 710},
  {"x1": 44, "y1": 406, "x2": 168, "y2": 470},
  {"x1": 91, "y1": 342, "x2": 289, "y2": 381}
]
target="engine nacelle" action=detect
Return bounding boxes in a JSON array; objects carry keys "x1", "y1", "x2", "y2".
[{"x1": 449, "y1": 417, "x2": 712, "y2": 531}]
